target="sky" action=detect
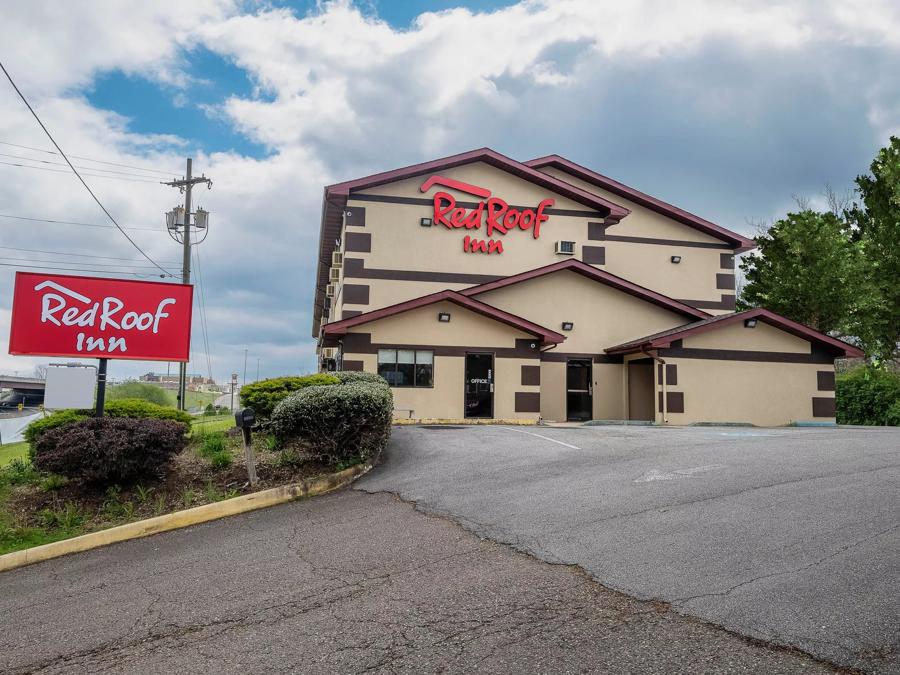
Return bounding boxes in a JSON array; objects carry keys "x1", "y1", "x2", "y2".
[{"x1": 1, "y1": 0, "x2": 898, "y2": 385}]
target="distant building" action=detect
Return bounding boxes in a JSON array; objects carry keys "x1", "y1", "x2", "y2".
[{"x1": 139, "y1": 372, "x2": 218, "y2": 392}]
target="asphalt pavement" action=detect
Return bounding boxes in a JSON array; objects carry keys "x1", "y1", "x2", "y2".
[{"x1": 357, "y1": 424, "x2": 900, "y2": 674}]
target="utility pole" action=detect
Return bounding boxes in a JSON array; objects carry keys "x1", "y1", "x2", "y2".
[{"x1": 164, "y1": 158, "x2": 212, "y2": 410}]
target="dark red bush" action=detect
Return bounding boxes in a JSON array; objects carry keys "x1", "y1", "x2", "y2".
[{"x1": 32, "y1": 417, "x2": 187, "y2": 485}]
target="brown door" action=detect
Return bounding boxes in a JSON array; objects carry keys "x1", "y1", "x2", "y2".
[{"x1": 628, "y1": 361, "x2": 655, "y2": 421}]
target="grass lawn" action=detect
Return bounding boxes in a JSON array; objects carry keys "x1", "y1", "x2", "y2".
[
  {"x1": 162, "y1": 389, "x2": 219, "y2": 410},
  {"x1": 191, "y1": 415, "x2": 235, "y2": 434},
  {"x1": 0, "y1": 442, "x2": 29, "y2": 467}
]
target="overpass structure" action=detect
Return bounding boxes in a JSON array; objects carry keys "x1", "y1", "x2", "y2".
[{"x1": 0, "y1": 376, "x2": 45, "y2": 391}]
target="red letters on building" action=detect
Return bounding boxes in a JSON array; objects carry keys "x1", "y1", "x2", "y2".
[
  {"x1": 422, "y1": 175, "x2": 554, "y2": 255},
  {"x1": 8, "y1": 272, "x2": 193, "y2": 361}
]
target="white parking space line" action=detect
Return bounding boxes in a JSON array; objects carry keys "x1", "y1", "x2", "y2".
[{"x1": 499, "y1": 426, "x2": 581, "y2": 450}]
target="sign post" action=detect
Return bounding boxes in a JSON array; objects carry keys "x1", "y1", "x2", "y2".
[
  {"x1": 95, "y1": 359, "x2": 109, "y2": 416},
  {"x1": 234, "y1": 407, "x2": 257, "y2": 487}
]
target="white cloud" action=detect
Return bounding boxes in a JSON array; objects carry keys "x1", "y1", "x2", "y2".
[{"x1": 0, "y1": 0, "x2": 898, "y2": 383}]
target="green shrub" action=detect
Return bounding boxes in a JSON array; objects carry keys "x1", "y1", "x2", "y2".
[
  {"x1": 107, "y1": 382, "x2": 170, "y2": 406},
  {"x1": 239, "y1": 374, "x2": 340, "y2": 420},
  {"x1": 209, "y1": 450, "x2": 233, "y2": 469},
  {"x1": 25, "y1": 409, "x2": 89, "y2": 447},
  {"x1": 197, "y1": 433, "x2": 226, "y2": 458},
  {"x1": 836, "y1": 366, "x2": 900, "y2": 425},
  {"x1": 332, "y1": 371, "x2": 389, "y2": 387},
  {"x1": 885, "y1": 399, "x2": 900, "y2": 426},
  {"x1": 32, "y1": 418, "x2": 188, "y2": 485},
  {"x1": 269, "y1": 382, "x2": 393, "y2": 463},
  {"x1": 1, "y1": 458, "x2": 39, "y2": 486}
]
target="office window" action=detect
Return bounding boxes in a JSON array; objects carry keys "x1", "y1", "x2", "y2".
[{"x1": 377, "y1": 349, "x2": 434, "y2": 387}]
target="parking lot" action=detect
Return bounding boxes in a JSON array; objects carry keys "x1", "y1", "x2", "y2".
[{"x1": 358, "y1": 424, "x2": 900, "y2": 674}]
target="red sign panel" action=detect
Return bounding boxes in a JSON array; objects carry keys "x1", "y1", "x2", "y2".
[
  {"x1": 419, "y1": 174, "x2": 555, "y2": 255},
  {"x1": 8, "y1": 272, "x2": 193, "y2": 362}
]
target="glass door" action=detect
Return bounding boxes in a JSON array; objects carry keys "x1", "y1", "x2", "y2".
[
  {"x1": 465, "y1": 353, "x2": 494, "y2": 418},
  {"x1": 566, "y1": 358, "x2": 593, "y2": 421}
]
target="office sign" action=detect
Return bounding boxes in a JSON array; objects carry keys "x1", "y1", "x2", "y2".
[
  {"x1": 8, "y1": 272, "x2": 193, "y2": 362},
  {"x1": 420, "y1": 175, "x2": 555, "y2": 255}
]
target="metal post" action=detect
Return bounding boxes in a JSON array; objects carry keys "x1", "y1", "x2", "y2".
[
  {"x1": 95, "y1": 358, "x2": 109, "y2": 417},
  {"x1": 241, "y1": 426, "x2": 258, "y2": 487},
  {"x1": 178, "y1": 158, "x2": 193, "y2": 411}
]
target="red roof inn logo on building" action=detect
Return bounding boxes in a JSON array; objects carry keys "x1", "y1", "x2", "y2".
[
  {"x1": 420, "y1": 175, "x2": 555, "y2": 255},
  {"x1": 8, "y1": 272, "x2": 193, "y2": 362}
]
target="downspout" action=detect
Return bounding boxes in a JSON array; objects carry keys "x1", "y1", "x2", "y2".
[{"x1": 641, "y1": 346, "x2": 667, "y2": 425}]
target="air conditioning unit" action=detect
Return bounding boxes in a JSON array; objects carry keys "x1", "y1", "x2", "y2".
[
  {"x1": 329, "y1": 267, "x2": 341, "y2": 282},
  {"x1": 326, "y1": 283, "x2": 336, "y2": 298},
  {"x1": 555, "y1": 240, "x2": 576, "y2": 255},
  {"x1": 332, "y1": 251, "x2": 344, "y2": 267},
  {"x1": 321, "y1": 347, "x2": 338, "y2": 360}
]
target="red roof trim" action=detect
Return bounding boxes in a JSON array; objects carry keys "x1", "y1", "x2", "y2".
[
  {"x1": 327, "y1": 147, "x2": 630, "y2": 220},
  {"x1": 459, "y1": 258, "x2": 711, "y2": 320},
  {"x1": 525, "y1": 155, "x2": 756, "y2": 253},
  {"x1": 606, "y1": 308, "x2": 864, "y2": 357},
  {"x1": 321, "y1": 289, "x2": 566, "y2": 345}
]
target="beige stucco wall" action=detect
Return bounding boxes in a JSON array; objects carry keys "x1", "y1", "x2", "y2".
[
  {"x1": 682, "y1": 320, "x2": 812, "y2": 353},
  {"x1": 537, "y1": 360, "x2": 625, "y2": 422},
  {"x1": 539, "y1": 361, "x2": 566, "y2": 421},
  {"x1": 340, "y1": 300, "x2": 540, "y2": 421},
  {"x1": 476, "y1": 269, "x2": 691, "y2": 352}
]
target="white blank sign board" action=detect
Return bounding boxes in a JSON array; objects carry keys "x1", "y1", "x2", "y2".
[{"x1": 44, "y1": 366, "x2": 96, "y2": 410}]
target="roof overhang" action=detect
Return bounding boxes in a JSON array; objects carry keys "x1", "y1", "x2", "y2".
[
  {"x1": 321, "y1": 289, "x2": 566, "y2": 346},
  {"x1": 460, "y1": 258, "x2": 711, "y2": 321},
  {"x1": 525, "y1": 155, "x2": 757, "y2": 254}
]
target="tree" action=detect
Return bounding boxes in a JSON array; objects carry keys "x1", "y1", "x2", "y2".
[
  {"x1": 739, "y1": 210, "x2": 865, "y2": 335},
  {"x1": 32, "y1": 364, "x2": 47, "y2": 380},
  {"x1": 846, "y1": 136, "x2": 900, "y2": 361}
]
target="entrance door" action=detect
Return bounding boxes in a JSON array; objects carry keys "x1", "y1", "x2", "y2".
[
  {"x1": 465, "y1": 353, "x2": 494, "y2": 418},
  {"x1": 566, "y1": 359, "x2": 593, "y2": 421},
  {"x1": 628, "y1": 360, "x2": 655, "y2": 421}
]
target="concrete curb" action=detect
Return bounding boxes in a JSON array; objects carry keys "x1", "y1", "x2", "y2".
[
  {"x1": 0, "y1": 458, "x2": 376, "y2": 575},
  {"x1": 393, "y1": 418, "x2": 537, "y2": 426}
]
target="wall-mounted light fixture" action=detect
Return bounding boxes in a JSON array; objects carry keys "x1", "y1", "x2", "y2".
[
  {"x1": 670, "y1": 255, "x2": 682, "y2": 264},
  {"x1": 561, "y1": 321, "x2": 574, "y2": 331},
  {"x1": 438, "y1": 312, "x2": 451, "y2": 322},
  {"x1": 420, "y1": 217, "x2": 433, "y2": 227},
  {"x1": 744, "y1": 318, "x2": 758, "y2": 328}
]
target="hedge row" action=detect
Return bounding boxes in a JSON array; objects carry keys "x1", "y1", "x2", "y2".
[
  {"x1": 269, "y1": 372, "x2": 392, "y2": 463},
  {"x1": 836, "y1": 366, "x2": 900, "y2": 426},
  {"x1": 238, "y1": 374, "x2": 340, "y2": 420}
]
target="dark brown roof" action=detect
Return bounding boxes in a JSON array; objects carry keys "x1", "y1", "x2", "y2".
[
  {"x1": 525, "y1": 155, "x2": 757, "y2": 253},
  {"x1": 605, "y1": 308, "x2": 865, "y2": 357},
  {"x1": 460, "y1": 258, "x2": 711, "y2": 320},
  {"x1": 311, "y1": 148, "x2": 632, "y2": 337},
  {"x1": 321, "y1": 289, "x2": 566, "y2": 345}
]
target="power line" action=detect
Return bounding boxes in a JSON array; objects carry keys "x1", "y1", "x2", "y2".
[
  {"x1": 0, "y1": 255, "x2": 177, "y2": 269},
  {"x1": 0, "y1": 140, "x2": 177, "y2": 176},
  {"x1": 0, "y1": 160, "x2": 161, "y2": 183},
  {"x1": 0, "y1": 261, "x2": 173, "y2": 277},
  {"x1": 0, "y1": 213, "x2": 161, "y2": 231},
  {"x1": 0, "y1": 151, "x2": 175, "y2": 180},
  {"x1": 194, "y1": 248, "x2": 214, "y2": 382},
  {"x1": 0, "y1": 244, "x2": 181, "y2": 263},
  {"x1": 0, "y1": 59, "x2": 173, "y2": 276}
]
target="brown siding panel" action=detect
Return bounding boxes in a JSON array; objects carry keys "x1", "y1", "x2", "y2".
[
  {"x1": 678, "y1": 294, "x2": 736, "y2": 310},
  {"x1": 521, "y1": 365, "x2": 541, "y2": 386},
  {"x1": 657, "y1": 363, "x2": 677, "y2": 385},
  {"x1": 716, "y1": 273, "x2": 736, "y2": 290},
  {"x1": 817, "y1": 371, "x2": 836, "y2": 391},
  {"x1": 812, "y1": 396, "x2": 836, "y2": 417},
  {"x1": 341, "y1": 310, "x2": 362, "y2": 319},
  {"x1": 720, "y1": 253, "x2": 735, "y2": 269},
  {"x1": 342, "y1": 360, "x2": 364, "y2": 371},
  {"x1": 587, "y1": 222, "x2": 607, "y2": 240},
  {"x1": 342, "y1": 284, "x2": 370, "y2": 305},
  {"x1": 515, "y1": 392, "x2": 541, "y2": 413},
  {"x1": 345, "y1": 207, "x2": 366, "y2": 227},
  {"x1": 603, "y1": 234, "x2": 732, "y2": 249},
  {"x1": 345, "y1": 232, "x2": 371, "y2": 252},
  {"x1": 582, "y1": 245, "x2": 606, "y2": 265},
  {"x1": 659, "y1": 391, "x2": 685, "y2": 413}
]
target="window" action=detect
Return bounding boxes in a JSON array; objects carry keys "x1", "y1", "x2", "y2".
[{"x1": 378, "y1": 349, "x2": 434, "y2": 387}]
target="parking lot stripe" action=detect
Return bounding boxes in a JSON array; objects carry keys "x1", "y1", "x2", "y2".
[{"x1": 499, "y1": 426, "x2": 581, "y2": 450}]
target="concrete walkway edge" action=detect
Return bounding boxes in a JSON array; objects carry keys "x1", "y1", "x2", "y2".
[{"x1": 0, "y1": 458, "x2": 377, "y2": 574}]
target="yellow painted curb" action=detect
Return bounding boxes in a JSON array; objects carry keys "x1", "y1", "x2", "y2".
[
  {"x1": 393, "y1": 418, "x2": 537, "y2": 426},
  {"x1": 0, "y1": 458, "x2": 376, "y2": 575}
]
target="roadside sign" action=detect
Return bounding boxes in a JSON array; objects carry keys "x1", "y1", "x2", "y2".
[
  {"x1": 8, "y1": 272, "x2": 193, "y2": 362},
  {"x1": 44, "y1": 364, "x2": 97, "y2": 410}
]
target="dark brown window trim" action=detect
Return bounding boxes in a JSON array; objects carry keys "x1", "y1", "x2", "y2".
[
  {"x1": 603, "y1": 234, "x2": 734, "y2": 250},
  {"x1": 341, "y1": 310, "x2": 362, "y2": 319},
  {"x1": 515, "y1": 391, "x2": 541, "y2": 413},
  {"x1": 658, "y1": 345, "x2": 835, "y2": 364},
  {"x1": 342, "y1": 360, "x2": 364, "y2": 372},
  {"x1": 342, "y1": 283, "x2": 370, "y2": 305},
  {"x1": 817, "y1": 371, "x2": 836, "y2": 391},
  {"x1": 716, "y1": 273, "x2": 736, "y2": 290},
  {"x1": 540, "y1": 351, "x2": 623, "y2": 364},
  {"x1": 676, "y1": 294, "x2": 736, "y2": 310},
  {"x1": 345, "y1": 232, "x2": 371, "y2": 252},
  {"x1": 812, "y1": 396, "x2": 836, "y2": 417},
  {"x1": 582, "y1": 245, "x2": 606, "y2": 265},
  {"x1": 348, "y1": 193, "x2": 601, "y2": 218},
  {"x1": 344, "y1": 257, "x2": 504, "y2": 285},
  {"x1": 521, "y1": 365, "x2": 541, "y2": 386},
  {"x1": 344, "y1": 206, "x2": 366, "y2": 227},
  {"x1": 720, "y1": 253, "x2": 735, "y2": 269},
  {"x1": 658, "y1": 390, "x2": 685, "y2": 413},
  {"x1": 376, "y1": 348, "x2": 435, "y2": 388},
  {"x1": 341, "y1": 333, "x2": 542, "y2": 360}
]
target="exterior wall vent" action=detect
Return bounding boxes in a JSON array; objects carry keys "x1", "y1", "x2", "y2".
[
  {"x1": 329, "y1": 267, "x2": 341, "y2": 282},
  {"x1": 332, "y1": 251, "x2": 344, "y2": 267},
  {"x1": 555, "y1": 240, "x2": 576, "y2": 255}
]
